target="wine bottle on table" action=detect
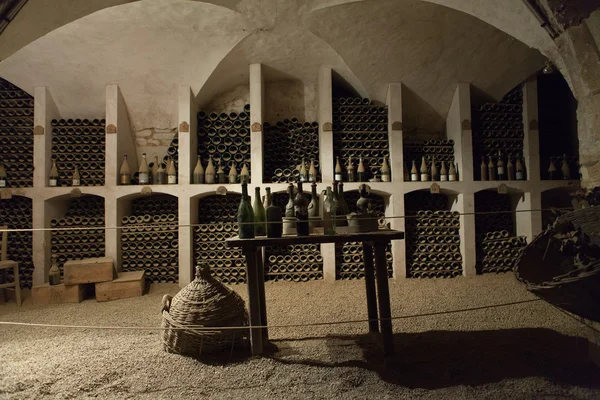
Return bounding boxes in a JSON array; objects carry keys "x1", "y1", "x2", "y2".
[
  {"x1": 516, "y1": 156, "x2": 525, "y2": 180},
  {"x1": 347, "y1": 157, "x2": 356, "y2": 182},
  {"x1": 561, "y1": 154, "x2": 570, "y2": 180},
  {"x1": 308, "y1": 160, "x2": 317, "y2": 183},
  {"x1": 253, "y1": 187, "x2": 266, "y2": 236},
  {"x1": 488, "y1": 157, "x2": 496, "y2": 181},
  {"x1": 448, "y1": 162, "x2": 457, "y2": 182},
  {"x1": 507, "y1": 156, "x2": 515, "y2": 180},
  {"x1": 496, "y1": 152, "x2": 505, "y2": 181},
  {"x1": 295, "y1": 181, "x2": 309, "y2": 236},
  {"x1": 308, "y1": 182, "x2": 319, "y2": 230},
  {"x1": 285, "y1": 183, "x2": 295, "y2": 218},
  {"x1": 322, "y1": 187, "x2": 338, "y2": 235},
  {"x1": 237, "y1": 182, "x2": 255, "y2": 239},
  {"x1": 266, "y1": 191, "x2": 282, "y2": 238}
]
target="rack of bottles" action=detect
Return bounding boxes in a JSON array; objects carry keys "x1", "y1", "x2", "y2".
[
  {"x1": 194, "y1": 194, "x2": 246, "y2": 284},
  {"x1": 51, "y1": 118, "x2": 106, "y2": 186},
  {"x1": 405, "y1": 191, "x2": 462, "y2": 278},
  {"x1": 0, "y1": 78, "x2": 34, "y2": 188},
  {"x1": 263, "y1": 192, "x2": 324, "y2": 282},
  {"x1": 472, "y1": 87, "x2": 524, "y2": 181},
  {"x1": 263, "y1": 118, "x2": 320, "y2": 183},
  {"x1": 120, "y1": 195, "x2": 178, "y2": 284},
  {"x1": 540, "y1": 155, "x2": 579, "y2": 180},
  {"x1": 332, "y1": 97, "x2": 390, "y2": 181},
  {"x1": 50, "y1": 195, "x2": 105, "y2": 276},
  {"x1": 0, "y1": 196, "x2": 33, "y2": 288},
  {"x1": 474, "y1": 190, "x2": 526, "y2": 274},
  {"x1": 195, "y1": 105, "x2": 251, "y2": 183},
  {"x1": 335, "y1": 191, "x2": 393, "y2": 280},
  {"x1": 403, "y1": 139, "x2": 456, "y2": 181}
]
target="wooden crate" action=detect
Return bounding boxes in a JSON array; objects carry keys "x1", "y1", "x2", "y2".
[
  {"x1": 32, "y1": 283, "x2": 85, "y2": 305},
  {"x1": 63, "y1": 257, "x2": 116, "y2": 285},
  {"x1": 95, "y1": 271, "x2": 145, "y2": 302}
]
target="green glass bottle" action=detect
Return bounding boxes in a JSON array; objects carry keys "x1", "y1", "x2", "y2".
[
  {"x1": 253, "y1": 187, "x2": 266, "y2": 236},
  {"x1": 237, "y1": 182, "x2": 255, "y2": 239}
]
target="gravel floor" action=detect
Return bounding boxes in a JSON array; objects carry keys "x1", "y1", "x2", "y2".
[{"x1": 0, "y1": 274, "x2": 599, "y2": 399}]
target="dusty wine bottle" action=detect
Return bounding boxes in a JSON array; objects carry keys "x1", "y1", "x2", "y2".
[
  {"x1": 228, "y1": 162, "x2": 237, "y2": 184},
  {"x1": 217, "y1": 160, "x2": 227, "y2": 184},
  {"x1": 266, "y1": 191, "x2": 282, "y2": 238},
  {"x1": 507, "y1": 156, "x2": 515, "y2": 180},
  {"x1": 547, "y1": 157, "x2": 557, "y2": 180},
  {"x1": 72, "y1": 165, "x2": 81, "y2": 186},
  {"x1": 120, "y1": 154, "x2": 131, "y2": 185},
  {"x1": 0, "y1": 163, "x2": 6, "y2": 187},
  {"x1": 496, "y1": 152, "x2": 505, "y2": 180},
  {"x1": 411, "y1": 160, "x2": 418, "y2": 181},
  {"x1": 205, "y1": 156, "x2": 216, "y2": 184},
  {"x1": 240, "y1": 163, "x2": 250, "y2": 184},
  {"x1": 308, "y1": 182, "x2": 319, "y2": 230},
  {"x1": 480, "y1": 156, "x2": 488, "y2": 181},
  {"x1": 357, "y1": 157, "x2": 366, "y2": 182},
  {"x1": 431, "y1": 160, "x2": 438, "y2": 181},
  {"x1": 138, "y1": 153, "x2": 150, "y2": 184},
  {"x1": 323, "y1": 186, "x2": 337, "y2": 235},
  {"x1": 347, "y1": 157, "x2": 356, "y2": 182},
  {"x1": 381, "y1": 156, "x2": 390, "y2": 182},
  {"x1": 488, "y1": 157, "x2": 496, "y2": 181},
  {"x1": 237, "y1": 182, "x2": 255, "y2": 239},
  {"x1": 308, "y1": 159, "x2": 317, "y2": 183},
  {"x1": 335, "y1": 157, "x2": 343, "y2": 182},
  {"x1": 420, "y1": 156, "x2": 429, "y2": 181},
  {"x1": 516, "y1": 157, "x2": 524, "y2": 180},
  {"x1": 49, "y1": 255, "x2": 61, "y2": 285},
  {"x1": 156, "y1": 161, "x2": 167, "y2": 184},
  {"x1": 561, "y1": 154, "x2": 570, "y2": 179},
  {"x1": 285, "y1": 183, "x2": 295, "y2": 218},
  {"x1": 49, "y1": 160, "x2": 59, "y2": 187},
  {"x1": 448, "y1": 162, "x2": 457, "y2": 181},
  {"x1": 299, "y1": 158, "x2": 307, "y2": 182},
  {"x1": 440, "y1": 161, "x2": 448, "y2": 181},
  {"x1": 193, "y1": 155, "x2": 204, "y2": 184},
  {"x1": 253, "y1": 187, "x2": 266, "y2": 236},
  {"x1": 295, "y1": 181, "x2": 309, "y2": 236},
  {"x1": 167, "y1": 159, "x2": 177, "y2": 184},
  {"x1": 152, "y1": 156, "x2": 160, "y2": 184}
]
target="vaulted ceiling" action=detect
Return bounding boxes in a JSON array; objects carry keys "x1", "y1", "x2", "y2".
[{"x1": 0, "y1": 0, "x2": 547, "y2": 133}]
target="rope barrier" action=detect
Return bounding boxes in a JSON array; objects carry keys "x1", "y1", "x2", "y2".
[
  {"x1": 0, "y1": 207, "x2": 573, "y2": 233},
  {"x1": 0, "y1": 298, "x2": 547, "y2": 332}
]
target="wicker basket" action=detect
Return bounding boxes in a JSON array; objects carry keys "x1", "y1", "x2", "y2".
[
  {"x1": 161, "y1": 265, "x2": 248, "y2": 357},
  {"x1": 515, "y1": 206, "x2": 600, "y2": 322}
]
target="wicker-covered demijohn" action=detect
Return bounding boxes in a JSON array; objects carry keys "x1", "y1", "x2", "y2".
[
  {"x1": 515, "y1": 205, "x2": 600, "y2": 322},
  {"x1": 161, "y1": 265, "x2": 248, "y2": 357}
]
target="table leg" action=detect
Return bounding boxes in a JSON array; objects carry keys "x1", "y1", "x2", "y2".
[
  {"x1": 362, "y1": 243, "x2": 379, "y2": 333},
  {"x1": 243, "y1": 246, "x2": 263, "y2": 355},
  {"x1": 256, "y1": 247, "x2": 268, "y2": 340},
  {"x1": 373, "y1": 242, "x2": 394, "y2": 355}
]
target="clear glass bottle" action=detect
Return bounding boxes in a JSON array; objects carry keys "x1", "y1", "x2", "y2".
[
  {"x1": 237, "y1": 182, "x2": 255, "y2": 239},
  {"x1": 515, "y1": 156, "x2": 525, "y2": 180},
  {"x1": 547, "y1": 157, "x2": 557, "y2": 180},
  {"x1": 138, "y1": 153, "x2": 150, "y2": 185},
  {"x1": 253, "y1": 187, "x2": 266, "y2": 236},
  {"x1": 72, "y1": 165, "x2": 81, "y2": 187},
  {"x1": 120, "y1": 154, "x2": 131, "y2": 185},
  {"x1": 49, "y1": 160, "x2": 59, "y2": 187},
  {"x1": 193, "y1": 155, "x2": 204, "y2": 184}
]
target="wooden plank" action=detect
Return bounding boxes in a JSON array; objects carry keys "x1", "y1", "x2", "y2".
[
  {"x1": 362, "y1": 243, "x2": 379, "y2": 333},
  {"x1": 243, "y1": 246, "x2": 263, "y2": 355},
  {"x1": 63, "y1": 257, "x2": 116, "y2": 285},
  {"x1": 32, "y1": 283, "x2": 85, "y2": 305},
  {"x1": 225, "y1": 229, "x2": 404, "y2": 248},
  {"x1": 373, "y1": 242, "x2": 395, "y2": 355},
  {"x1": 94, "y1": 271, "x2": 145, "y2": 302}
]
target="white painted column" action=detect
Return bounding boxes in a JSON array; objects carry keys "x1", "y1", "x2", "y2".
[
  {"x1": 31, "y1": 196, "x2": 48, "y2": 285},
  {"x1": 317, "y1": 66, "x2": 334, "y2": 184},
  {"x1": 389, "y1": 192, "x2": 405, "y2": 278},
  {"x1": 178, "y1": 195, "x2": 192, "y2": 286},
  {"x1": 386, "y1": 83, "x2": 403, "y2": 182},
  {"x1": 317, "y1": 66, "x2": 335, "y2": 280},
  {"x1": 522, "y1": 77, "x2": 540, "y2": 182},
  {"x1": 515, "y1": 190, "x2": 542, "y2": 244},
  {"x1": 249, "y1": 63, "x2": 264, "y2": 185},
  {"x1": 446, "y1": 83, "x2": 473, "y2": 182},
  {"x1": 452, "y1": 192, "x2": 476, "y2": 277},
  {"x1": 178, "y1": 86, "x2": 196, "y2": 185}
]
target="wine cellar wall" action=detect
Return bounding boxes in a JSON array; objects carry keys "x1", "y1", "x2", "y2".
[
  {"x1": 50, "y1": 195, "x2": 105, "y2": 276},
  {"x1": 474, "y1": 191, "x2": 526, "y2": 274},
  {"x1": 332, "y1": 97, "x2": 390, "y2": 181},
  {"x1": 263, "y1": 119, "x2": 320, "y2": 183},
  {"x1": 0, "y1": 196, "x2": 33, "y2": 288},
  {"x1": 194, "y1": 194, "x2": 246, "y2": 284},
  {"x1": 0, "y1": 78, "x2": 34, "y2": 188},
  {"x1": 404, "y1": 191, "x2": 463, "y2": 278},
  {"x1": 51, "y1": 119, "x2": 106, "y2": 186},
  {"x1": 472, "y1": 87, "x2": 524, "y2": 181},
  {"x1": 266, "y1": 192, "x2": 324, "y2": 282},
  {"x1": 120, "y1": 195, "x2": 178, "y2": 284},
  {"x1": 335, "y1": 191, "x2": 393, "y2": 280}
]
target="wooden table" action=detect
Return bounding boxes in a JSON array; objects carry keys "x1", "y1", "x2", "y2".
[{"x1": 225, "y1": 229, "x2": 405, "y2": 356}]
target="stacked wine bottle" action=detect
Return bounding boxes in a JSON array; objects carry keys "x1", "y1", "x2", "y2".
[
  {"x1": 196, "y1": 105, "x2": 251, "y2": 182},
  {"x1": 263, "y1": 193, "x2": 324, "y2": 282},
  {"x1": 194, "y1": 194, "x2": 246, "y2": 284},
  {"x1": 474, "y1": 190, "x2": 526, "y2": 273},
  {"x1": 472, "y1": 87, "x2": 524, "y2": 181},
  {"x1": 0, "y1": 196, "x2": 33, "y2": 288},
  {"x1": 405, "y1": 192, "x2": 462, "y2": 278},
  {"x1": 0, "y1": 78, "x2": 34, "y2": 188},
  {"x1": 50, "y1": 195, "x2": 105, "y2": 276},
  {"x1": 335, "y1": 192, "x2": 393, "y2": 280},
  {"x1": 479, "y1": 231, "x2": 526, "y2": 273},
  {"x1": 125, "y1": 136, "x2": 179, "y2": 185},
  {"x1": 263, "y1": 118, "x2": 320, "y2": 183},
  {"x1": 51, "y1": 118, "x2": 106, "y2": 186},
  {"x1": 120, "y1": 195, "x2": 178, "y2": 284},
  {"x1": 332, "y1": 97, "x2": 390, "y2": 180}
]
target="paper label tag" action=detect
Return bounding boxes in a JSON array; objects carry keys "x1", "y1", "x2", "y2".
[
  {"x1": 411, "y1": 174, "x2": 418, "y2": 181},
  {"x1": 72, "y1": 179, "x2": 80, "y2": 186},
  {"x1": 440, "y1": 175, "x2": 448, "y2": 181},
  {"x1": 168, "y1": 176, "x2": 177, "y2": 184},
  {"x1": 138, "y1": 173, "x2": 149, "y2": 184},
  {"x1": 449, "y1": 175, "x2": 457, "y2": 181},
  {"x1": 49, "y1": 179, "x2": 57, "y2": 187},
  {"x1": 335, "y1": 174, "x2": 342, "y2": 181},
  {"x1": 0, "y1": 180, "x2": 6, "y2": 188}
]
